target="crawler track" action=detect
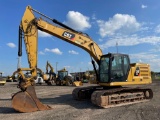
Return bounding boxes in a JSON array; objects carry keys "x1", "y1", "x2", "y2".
[
  {"x1": 72, "y1": 86, "x2": 103, "y2": 100},
  {"x1": 72, "y1": 87, "x2": 153, "y2": 108}
]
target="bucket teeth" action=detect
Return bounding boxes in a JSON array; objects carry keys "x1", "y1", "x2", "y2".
[{"x1": 12, "y1": 86, "x2": 51, "y2": 113}]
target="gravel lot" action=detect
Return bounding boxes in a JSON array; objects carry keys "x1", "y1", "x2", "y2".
[{"x1": 0, "y1": 80, "x2": 160, "y2": 120}]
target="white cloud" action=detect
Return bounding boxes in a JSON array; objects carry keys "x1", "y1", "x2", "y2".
[
  {"x1": 51, "y1": 48, "x2": 62, "y2": 55},
  {"x1": 99, "y1": 39, "x2": 103, "y2": 42},
  {"x1": 44, "y1": 48, "x2": 62, "y2": 55},
  {"x1": 141, "y1": 4, "x2": 147, "y2": 9},
  {"x1": 129, "y1": 52, "x2": 157, "y2": 61},
  {"x1": 64, "y1": 11, "x2": 91, "y2": 31},
  {"x1": 149, "y1": 44, "x2": 160, "y2": 52},
  {"x1": 92, "y1": 14, "x2": 96, "y2": 20},
  {"x1": 97, "y1": 14, "x2": 141, "y2": 37},
  {"x1": 39, "y1": 51, "x2": 45, "y2": 55},
  {"x1": 44, "y1": 48, "x2": 50, "y2": 52},
  {"x1": 64, "y1": 66, "x2": 71, "y2": 69},
  {"x1": 149, "y1": 58, "x2": 160, "y2": 71},
  {"x1": 38, "y1": 30, "x2": 51, "y2": 37},
  {"x1": 99, "y1": 35, "x2": 160, "y2": 49},
  {"x1": 155, "y1": 24, "x2": 160, "y2": 33},
  {"x1": 138, "y1": 59, "x2": 142, "y2": 63},
  {"x1": 68, "y1": 50, "x2": 79, "y2": 55},
  {"x1": 129, "y1": 52, "x2": 160, "y2": 71},
  {"x1": 7, "y1": 43, "x2": 16, "y2": 48}
]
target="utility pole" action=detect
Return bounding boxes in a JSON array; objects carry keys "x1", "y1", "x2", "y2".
[
  {"x1": 116, "y1": 42, "x2": 118, "y2": 53},
  {"x1": 56, "y1": 62, "x2": 58, "y2": 74},
  {"x1": 79, "y1": 68, "x2": 81, "y2": 79},
  {"x1": 17, "y1": 57, "x2": 21, "y2": 69}
]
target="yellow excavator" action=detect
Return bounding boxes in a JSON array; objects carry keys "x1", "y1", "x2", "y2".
[
  {"x1": 34, "y1": 67, "x2": 53, "y2": 85},
  {"x1": 11, "y1": 6, "x2": 153, "y2": 112},
  {"x1": 45, "y1": 61, "x2": 56, "y2": 85}
]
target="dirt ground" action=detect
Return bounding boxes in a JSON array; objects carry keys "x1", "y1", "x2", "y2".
[{"x1": 0, "y1": 80, "x2": 160, "y2": 120}]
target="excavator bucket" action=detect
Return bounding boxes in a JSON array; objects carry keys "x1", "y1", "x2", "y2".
[
  {"x1": 12, "y1": 85, "x2": 51, "y2": 112},
  {"x1": 73, "y1": 81, "x2": 83, "y2": 87}
]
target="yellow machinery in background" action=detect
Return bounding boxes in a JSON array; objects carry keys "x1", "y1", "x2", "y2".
[
  {"x1": 11, "y1": 6, "x2": 153, "y2": 113},
  {"x1": 89, "y1": 74, "x2": 97, "y2": 84},
  {"x1": 55, "y1": 68, "x2": 83, "y2": 86},
  {"x1": 6, "y1": 76, "x2": 13, "y2": 82},
  {"x1": 45, "y1": 61, "x2": 56, "y2": 85},
  {"x1": 0, "y1": 72, "x2": 6, "y2": 85}
]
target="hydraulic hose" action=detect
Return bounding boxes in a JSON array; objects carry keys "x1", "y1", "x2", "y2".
[{"x1": 18, "y1": 26, "x2": 22, "y2": 57}]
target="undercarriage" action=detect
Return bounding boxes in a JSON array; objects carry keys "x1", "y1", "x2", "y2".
[{"x1": 72, "y1": 86, "x2": 153, "y2": 108}]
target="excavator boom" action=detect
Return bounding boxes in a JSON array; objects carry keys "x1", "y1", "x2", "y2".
[{"x1": 21, "y1": 6, "x2": 103, "y2": 64}]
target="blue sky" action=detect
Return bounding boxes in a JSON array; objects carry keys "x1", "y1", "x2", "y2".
[{"x1": 1, "y1": 0, "x2": 160, "y2": 76}]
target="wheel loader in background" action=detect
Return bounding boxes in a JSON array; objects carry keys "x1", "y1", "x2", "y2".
[
  {"x1": 11, "y1": 6, "x2": 153, "y2": 113},
  {"x1": 0, "y1": 72, "x2": 6, "y2": 85},
  {"x1": 55, "y1": 68, "x2": 83, "y2": 86}
]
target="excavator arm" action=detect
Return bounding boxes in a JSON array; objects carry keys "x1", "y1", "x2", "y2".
[{"x1": 46, "y1": 61, "x2": 54, "y2": 74}]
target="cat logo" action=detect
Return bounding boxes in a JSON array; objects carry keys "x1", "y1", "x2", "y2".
[{"x1": 62, "y1": 31, "x2": 75, "y2": 40}]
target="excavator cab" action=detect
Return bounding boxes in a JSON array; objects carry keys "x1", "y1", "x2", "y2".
[
  {"x1": 99, "y1": 53, "x2": 130, "y2": 83},
  {"x1": 58, "y1": 70, "x2": 68, "y2": 80}
]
